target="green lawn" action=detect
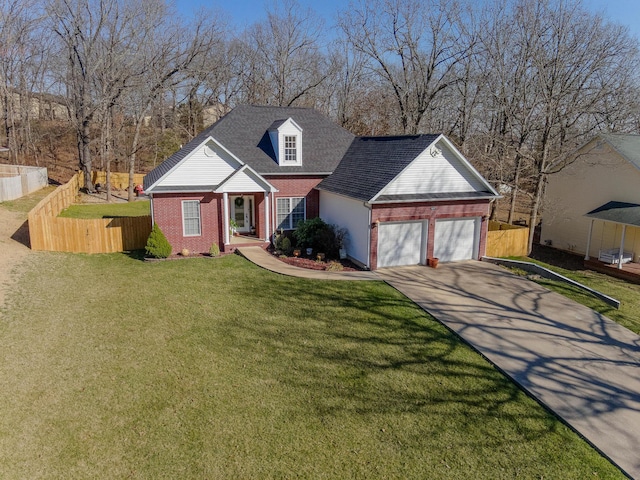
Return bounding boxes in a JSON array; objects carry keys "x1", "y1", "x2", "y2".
[
  {"x1": 0, "y1": 186, "x2": 57, "y2": 212},
  {"x1": 515, "y1": 257, "x2": 640, "y2": 335},
  {"x1": 0, "y1": 252, "x2": 624, "y2": 478},
  {"x1": 59, "y1": 200, "x2": 150, "y2": 218}
]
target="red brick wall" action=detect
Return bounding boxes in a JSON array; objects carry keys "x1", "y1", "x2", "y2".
[
  {"x1": 151, "y1": 192, "x2": 223, "y2": 255},
  {"x1": 265, "y1": 175, "x2": 325, "y2": 226},
  {"x1": 369, "y1": 200, "x2": 491, "y2": 270}
]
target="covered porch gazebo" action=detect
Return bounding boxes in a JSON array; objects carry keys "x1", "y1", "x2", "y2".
[{"x1": 584, "y1": 201, "x2": 640, "y2": 270}]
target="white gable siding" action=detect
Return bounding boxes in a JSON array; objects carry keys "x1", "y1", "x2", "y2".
[
  {"x1": 219, "y1": 170, "x2": 267, "y2": 193},
  {"x1": 158, "y1": 142, "x2": 240, "y2": 187},
  {"x1": 277, "y1": 119, "x2": 302, "y2": 165},
  {"x1": 541, "y1": 140, "x2": 640, "y2": 258},
  {"x1": 380, "y1": 142, "x2": 485, "y2": 196},
  {"x1": 320, "y1": 190, "x2": 370, "y2": 267}
]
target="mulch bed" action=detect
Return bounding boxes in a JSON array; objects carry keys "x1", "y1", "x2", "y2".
[{"x1": 270, "y1": 250, "x2": 364, "y2": 272}]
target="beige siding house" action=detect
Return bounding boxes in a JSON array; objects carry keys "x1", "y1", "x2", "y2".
[{"x1": 541, "y1": 134, "x2": 640, "y2": 266}]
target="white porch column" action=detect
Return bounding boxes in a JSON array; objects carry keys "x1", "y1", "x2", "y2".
[
  {"x1": 618, "y1": 224, "x2": 627, "y2": 270},
  {"x1": 264, "y1": 192, "x2": 270, "y2": 241},
  {"x1": 585, "y1": 219, "x2": 594, "y2": 260},
  {"x1": 223, "y1": 192, "x2": 230, "y2": 245}
]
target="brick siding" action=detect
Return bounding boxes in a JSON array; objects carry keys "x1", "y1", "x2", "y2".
[{"x1": 369, "y1": 200, "x2": 491, "y2": 270}]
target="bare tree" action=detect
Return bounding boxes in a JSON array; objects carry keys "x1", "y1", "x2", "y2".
[
  {"x1": 239, "y1": 0, "x2": 330, "y2": 107},
  {"x1": 0, "y1": 0, "x2": 51, "y2": 164},
  {"x1": 339, "y1": 0, "x2": 472, "y2": 134},
  {"x1": 120, "y1": 9, "x2": 226, "y2": 200}
]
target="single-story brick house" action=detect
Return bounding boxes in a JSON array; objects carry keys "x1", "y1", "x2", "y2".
[{"x1": 144, "y1": 105, "x2": 499, "y2": 269}]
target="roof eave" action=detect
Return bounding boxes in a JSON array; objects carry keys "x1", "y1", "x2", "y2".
[{"x1": 371, "y1": 194, "x2": 500, "y2": 204}]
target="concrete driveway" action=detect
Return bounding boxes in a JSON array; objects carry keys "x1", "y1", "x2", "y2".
[{"x1": 379, "y1": 261, "x2": 640, "y2": 479}]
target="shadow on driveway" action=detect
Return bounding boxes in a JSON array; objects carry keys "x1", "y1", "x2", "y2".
[{"x1": 380, "y1": 261, "x2": 640, "y2": 479}]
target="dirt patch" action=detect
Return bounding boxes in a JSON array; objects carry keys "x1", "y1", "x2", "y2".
[
  {"x1": 0, "y1": 209, "x2": 34, "y2": 307},
  {"x1": 530, "y1": 244, "x2": 586, "y2": 271}
]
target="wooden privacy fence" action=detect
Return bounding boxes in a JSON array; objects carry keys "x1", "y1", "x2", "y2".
[
  {"x1": 485, "y1": 221, "x2": 529, "y2": 258},
  {"x1": 28, "y1": 172, "x2": 151, "y2": 253},
  {"x1": 91, "y1": 171, "x2": 145, "y2": 190}
]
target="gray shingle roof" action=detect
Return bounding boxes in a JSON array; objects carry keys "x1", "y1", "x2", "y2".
[
  {"x1": 586, "y1": 201, "x2": 640, "y2": 227},
  {"x1": 144, "y1": 105, "x2": 354, "y2": 190},
  {"x1": 316, "y1": 135, "x2": 441, "y2": 202}
]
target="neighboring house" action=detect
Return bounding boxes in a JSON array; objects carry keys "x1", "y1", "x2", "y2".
[
  {"x1": 541, "y1": 134, "x2": 640, "y2": 266},
  {"x1": 144, "y1": 105, "x2": 499, "y2": 269}
]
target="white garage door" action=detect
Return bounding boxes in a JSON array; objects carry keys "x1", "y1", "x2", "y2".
[
  {"x1": 433, "y1": 218, "x2": 479, "y2": 262},
  {"x1": 377, "y1": 221, "x2": 426, "y2": 268}
]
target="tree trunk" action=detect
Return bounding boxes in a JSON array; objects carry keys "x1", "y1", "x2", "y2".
[
  {"x1": 80, "y1": 118, "x2": 94, "y2": 192},
  {"x1": 508, "y1": 154, "x2": 523, "y2": 224},
  {"x1": 128, "y1": 118, "x2": 143, "y2": 202},
  {"x1": 528, "y1": 172, "x2": 546, "y2": 255}
]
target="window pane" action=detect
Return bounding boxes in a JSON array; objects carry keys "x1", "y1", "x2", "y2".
[
  {"x1": 284, "y1": 135, "x2": 297, "y2": 162},
  {"x1": 291, "y1": 197, "x2": 305, "y2": 228},
  {"x1": 182, "y1": 201, "x2": 201, "y2": 236},
  {"x1": 276, "y1": 198, "x2": 290, "y2": 230}
]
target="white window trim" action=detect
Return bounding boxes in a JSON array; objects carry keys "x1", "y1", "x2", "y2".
[
  {"x1": 276, "y1": 197, "x2": 306, "y2": 230},
  {"x1": 182, "y1": 200, "x2": 201, "y2": 236},
  {"x1": 279, "y1": 133, "x2": 301, "y2": 165}
]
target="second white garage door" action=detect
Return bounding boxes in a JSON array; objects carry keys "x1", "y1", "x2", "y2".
[
  {"x1": 433, "y1": 218, "x2": 479, "y2": 262},
  {"x1": 377, "y1": 221, "x2": 427, "y2": 268}
]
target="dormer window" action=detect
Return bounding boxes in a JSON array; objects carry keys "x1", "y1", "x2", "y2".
[
  {"x1": 268, "y1": 117, "x2": 303, "y2": 166},
  {"x1": 284, "y1": 135, "x2": 297, "y2": 162}
]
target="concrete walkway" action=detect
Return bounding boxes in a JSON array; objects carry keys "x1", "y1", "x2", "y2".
[
  {"x1": 236, "y1": 246, "x2": 380, "y2": 281},
  {"x1": 379, "y1": 262, "x2": 640, "y2": 479}
]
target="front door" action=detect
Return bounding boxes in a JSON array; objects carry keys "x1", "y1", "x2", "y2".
[{"x1": 230, "y1": 195, "x2": 254, "y2": 234}]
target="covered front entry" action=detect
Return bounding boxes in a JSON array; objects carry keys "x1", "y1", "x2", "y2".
[
  {"x1": 229, "y1": 195, "x2": 255, "y2": 234},
  {"x1": 377, "y1": 221, "x2": 428, "y2": 268},
  {"x1": 433, "y1": 217, "x2": 480, "y2": 262}
]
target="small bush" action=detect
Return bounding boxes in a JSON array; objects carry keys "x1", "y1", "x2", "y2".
[
  {"x1": 209, "y1": 243, "x2": 220, "y2": 257},
  {"x1": 273, "y1": 230, "x2": 294, "y2": 254},
  {"x1": 294, "y1": 218, "x2": 339, "y2": 259},
  {"x1": 281, "y1": 236, "x2": 292, "y2": 255},
  {"x1": 145, "y1": 224, "x2": 172, "y2": 258}
]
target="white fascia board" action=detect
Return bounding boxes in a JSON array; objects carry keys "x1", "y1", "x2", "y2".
[
  {"x1": 145, "y1": 136, "x2": 244, "y2": 193},
  {"x1": 281, "y1": 117, "x2": 303, "y2": 133},
  {"x1": 214, "y1": 164, "x2": 279, "y2": 193},
  {"x1": 436, "y1": 135, "x2": 500, "y2": 196}
]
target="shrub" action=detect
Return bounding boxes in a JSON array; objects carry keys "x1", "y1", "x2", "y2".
[
  {"x1": 281, "y1": 236, "x2": 292, "y2": 255},
  {"x1": 209, "y1": 243, "x2": 220, "y2": 257},
  {"x1": 145, "y1": 224, "x2": 172, "y2": 258},
  {"x1": 273, "y1": 230, "x2": 294, "y2": 254},
  {"x1": 294, "y1": 217, "x2": 338, "y2": 259}
]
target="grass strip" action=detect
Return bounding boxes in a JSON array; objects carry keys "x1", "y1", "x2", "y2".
[{"x1": 59, "y1": 200, "x2": 150, "y2": 218}]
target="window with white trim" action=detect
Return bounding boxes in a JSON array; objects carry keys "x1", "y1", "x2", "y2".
[
  {"x1": 276, "y1": 197, "x2": 305, "y2": 230},
  {"x1": 284, "y1": 135, "x2": 297, "y2": 162},
  {"x1": 182, "y1": 200, "x2": 201, "y2": 236}
]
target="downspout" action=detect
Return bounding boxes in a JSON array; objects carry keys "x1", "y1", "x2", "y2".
[
  {"x1": 149, "y1": 193, "x2": 154, "y2": 225},
  {"x1": 366, "y1": 202, "x2": 372, "y2": 270}
]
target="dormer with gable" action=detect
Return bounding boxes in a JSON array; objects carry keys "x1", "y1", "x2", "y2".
[{"x1": 268, "y1": 118, "x2": 303, "y2": 166}]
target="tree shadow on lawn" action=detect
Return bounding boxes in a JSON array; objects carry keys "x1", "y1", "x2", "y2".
[{"x1": 225, "y1": 268, "x2": 567, "y2": 448}]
